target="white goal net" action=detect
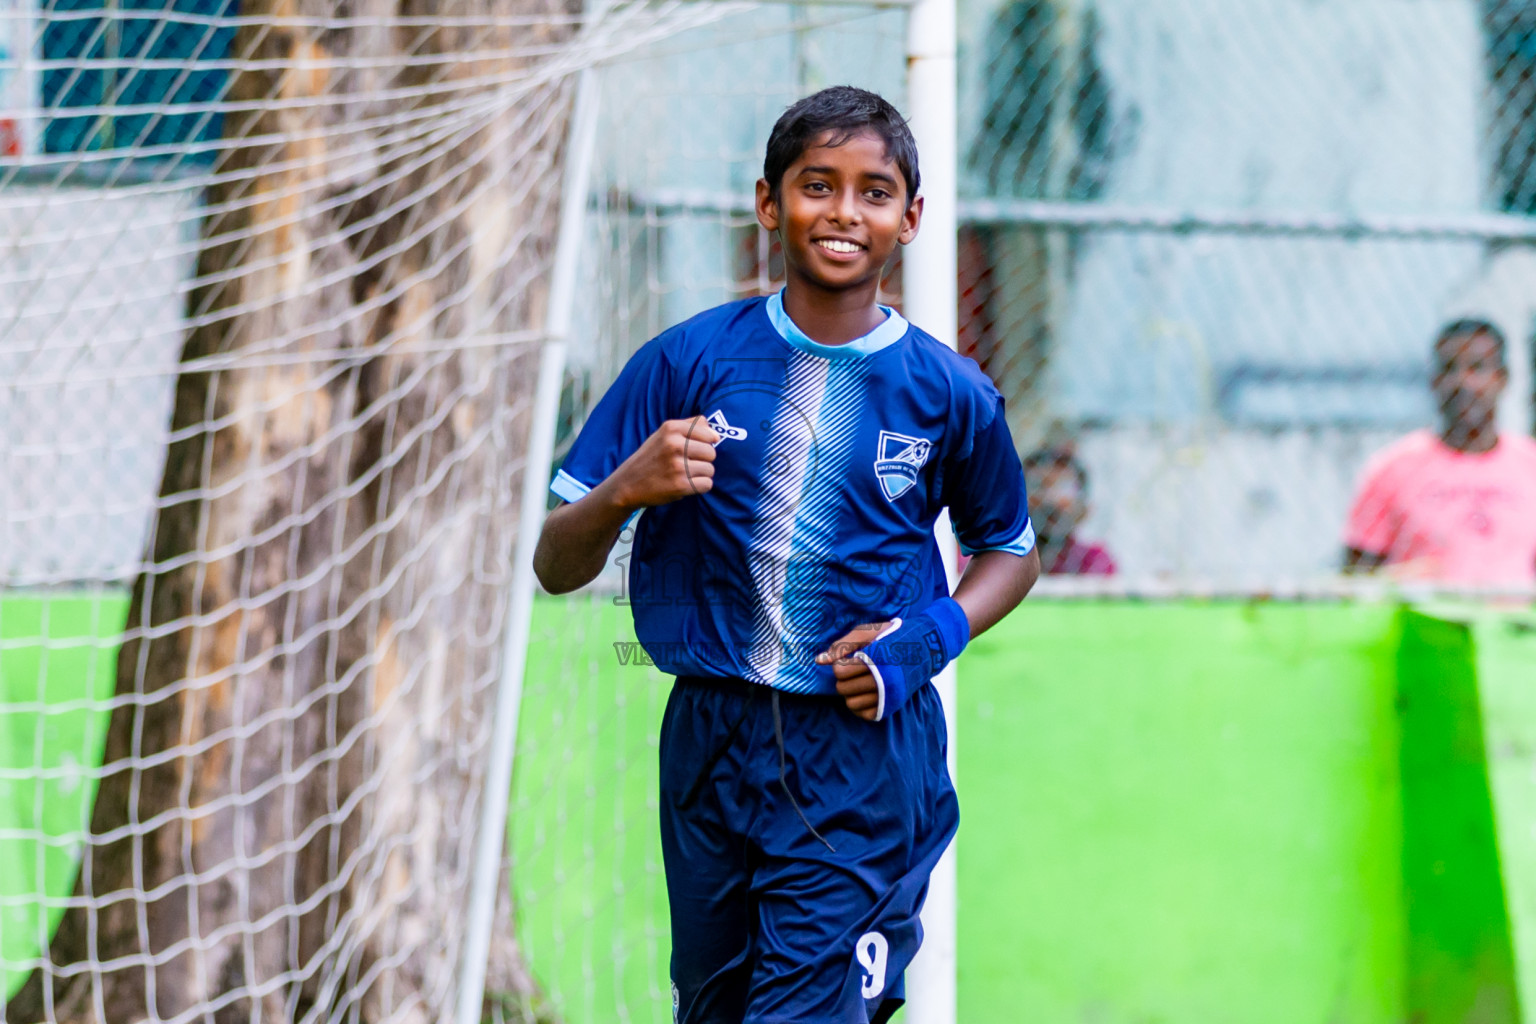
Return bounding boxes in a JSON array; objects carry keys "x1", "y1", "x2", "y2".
[
  {"x1": 0, "y1": 2, "x2": 806, "y2": 1023},
  {"x1": 3, "y1": 2, "x2": 1534, "y2": 1024}
]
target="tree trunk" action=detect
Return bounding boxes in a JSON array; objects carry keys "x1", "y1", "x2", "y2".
[{"x1": 11, "y1": 3, "x2": 572, "y2": 1021}]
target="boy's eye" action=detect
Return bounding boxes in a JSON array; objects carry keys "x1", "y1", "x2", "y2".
[
  {"x1": 866, "y1": 188, "x2": 891, "y2": 201},
  {"x1": 805, "y1": 181, "x2": 831, "y2": 193}
]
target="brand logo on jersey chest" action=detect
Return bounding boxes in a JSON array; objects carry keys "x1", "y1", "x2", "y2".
[
  {"x1": 707, "y1": 409, "x2": 747, "y2": 446},
  {"x1": 874, "y1": 430, "x2": 932, "y2": 500}
]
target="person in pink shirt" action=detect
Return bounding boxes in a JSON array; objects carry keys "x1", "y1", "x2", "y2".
[
  {"x1": 1343, "y1": 319, "x2": 1536, "y2": 586},
  {"x1": 1024, "y1": 442, "x2": 1117, "y2": 576}
]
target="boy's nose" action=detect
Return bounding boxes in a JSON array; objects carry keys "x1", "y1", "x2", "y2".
[{"x1": 828, "y1": 188, "x2": 859, "y2": 224}]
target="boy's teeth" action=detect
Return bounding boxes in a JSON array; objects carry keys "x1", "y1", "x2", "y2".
[{"x1": 819, "y1": 240, "x2": 860, "y2": 253}]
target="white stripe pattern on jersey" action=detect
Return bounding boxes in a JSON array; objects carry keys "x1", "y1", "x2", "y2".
[
  {"x1": 746, "y1": 351, "x2": 829, "y2": 685},
  {"x1": 747, "y1": 352, "x2": 870, "y2": 692},
  {"x1": 773, "y1": 357, "x2": 871, "y2": 691}
]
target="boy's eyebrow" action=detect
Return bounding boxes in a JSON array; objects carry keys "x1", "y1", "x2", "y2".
[{"x1": 795, "y1": 165, "x2": 901, "y2": 186}]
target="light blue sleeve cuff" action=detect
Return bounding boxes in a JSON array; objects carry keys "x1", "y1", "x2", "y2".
[
  {"x1": 549, "y1": 468, "x2": 643, "y2": 528},
  {"x1": 550, "y1": 469, "x2": 592, "y2": 504},
  {"x1": 959, "y1": 519, "x2": 1037, "y2": 557}
]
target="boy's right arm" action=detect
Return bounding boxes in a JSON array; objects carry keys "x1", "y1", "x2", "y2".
[{"x1": 533, "y1": 415, "x2": 720, "y2": 594}]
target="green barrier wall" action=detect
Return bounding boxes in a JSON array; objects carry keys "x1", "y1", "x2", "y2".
[
  {"x1": 511, "y1": 595, "x2": 671, "y2": 1022},
  {"x1": 1455, "y1": 610, "x2": 1536, "y2": 1023},
  {"x1": 0, "y1": 595, "x2": 119, "y2": 994},
  {"x1": 957, "y1": 602, "x2": 1407, "y2": 1024},
  {"x1": 1395, "y1": 611, "x2": 1519, "y2": 1024},
  {"x1": 0, "y1": 596, "x2": 120, "y2": 999},
  {"x1": 4, "y1": 594, "x2": 1534, "y2": 1024},
  {"x1": 513, "y1": 600, "x2": 1532, "y2": 1024}
]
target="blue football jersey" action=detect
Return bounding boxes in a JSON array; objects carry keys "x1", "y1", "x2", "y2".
[{"x1": 552, "y1": 291, "x2": 1035, "y2": 694}]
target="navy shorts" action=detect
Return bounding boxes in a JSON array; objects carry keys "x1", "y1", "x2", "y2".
[{"x1": 659, "y1": 675, "x2": 959, "y2": 1024}]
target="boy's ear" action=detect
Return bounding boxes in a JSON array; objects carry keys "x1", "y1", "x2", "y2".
[
  {"x1": 755, "y1": 178, "x2": 780, "y2": 232},
  {"x1": 899, "y1": 193, "x2": 923, "y2": 245}
]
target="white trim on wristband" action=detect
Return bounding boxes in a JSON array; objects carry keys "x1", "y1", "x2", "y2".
[
  {"x1": 854, "y1": 653, "x2": 887, "y2": 721},
  {"x1": 853, "y1": 617, "x2": 903, "y2": 722}
]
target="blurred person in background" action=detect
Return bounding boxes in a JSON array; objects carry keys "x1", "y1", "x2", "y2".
[
  {"x1": 1343, "y1": 318, "x2": 1536, "y2": 586},
  {"x1": 1023, "y1": 442, "x2": 1117, "y2": 576}
]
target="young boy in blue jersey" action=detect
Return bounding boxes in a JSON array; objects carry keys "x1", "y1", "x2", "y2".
[{"x1": 534, "y1": 86, "x2": 1040, "y2": 1024}]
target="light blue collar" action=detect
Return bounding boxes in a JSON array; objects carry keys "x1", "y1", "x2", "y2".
[{"x1": 765, "y1": 289, "x2": 909, "y2": 360}]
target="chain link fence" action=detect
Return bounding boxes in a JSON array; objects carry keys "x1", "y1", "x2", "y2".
[
  {"x1": 550, "y1": 0, "x2": 1536, "y2": 597},
  {"x1": 955, "y1": 0, "x2": 1536, "y2": 593}
]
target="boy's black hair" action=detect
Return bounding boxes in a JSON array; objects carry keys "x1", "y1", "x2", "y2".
[
  {"x1": 1434, "y1": 318, "x2": 1507, "y2": 371},
  {"x1": 763, "y1": 86, "x2": 920, "y2": 204}
]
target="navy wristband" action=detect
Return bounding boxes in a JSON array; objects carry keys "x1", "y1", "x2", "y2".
[{"x1": 853, "y1": 597, "x2": 971, "y2": 721}]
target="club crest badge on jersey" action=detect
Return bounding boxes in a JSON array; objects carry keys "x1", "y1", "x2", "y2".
[
  {"x1": 874, "y1": 430, "x2": 933, "y2": 500},
  {"x1": 707, "y1": 409, "x2": 747, "y2": 447}
]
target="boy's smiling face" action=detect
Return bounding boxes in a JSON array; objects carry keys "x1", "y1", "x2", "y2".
[{"x1": 755, "y1": 130, "x2": 922, "y2": 298}]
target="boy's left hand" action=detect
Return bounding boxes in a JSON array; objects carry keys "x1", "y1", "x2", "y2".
[{"x1": 816, "y1": 621, "x2": 896, "y2": 721}]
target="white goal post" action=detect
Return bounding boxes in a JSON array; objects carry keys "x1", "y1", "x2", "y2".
[{"x1": 902, "y1": 0, "x2": 961, "y2": 1018}]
